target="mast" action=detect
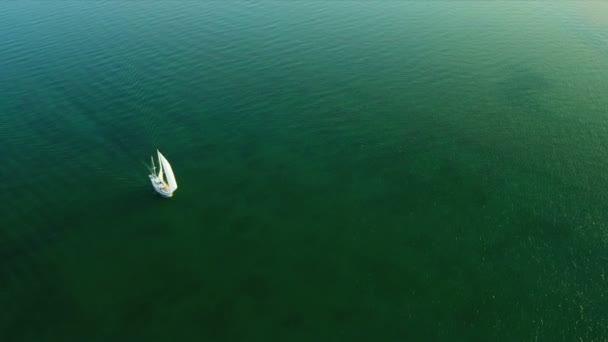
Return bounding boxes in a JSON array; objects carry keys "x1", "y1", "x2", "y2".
[{"x1": 150, "y1": 156, "x2": 156, "y2": 174}]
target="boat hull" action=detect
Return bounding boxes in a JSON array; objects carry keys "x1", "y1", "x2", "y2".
[{"x1": 149, "y1": 174, "x2": 173, "y2": 198}]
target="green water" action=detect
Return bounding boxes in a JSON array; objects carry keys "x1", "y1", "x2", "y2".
[{"x1": 2, "y1": 1, "x2": 608, "y2": 340}]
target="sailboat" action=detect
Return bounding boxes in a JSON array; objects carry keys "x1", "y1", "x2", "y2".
[{"x1": 148, "y1": 150, "x2": 178, "y2": 198}]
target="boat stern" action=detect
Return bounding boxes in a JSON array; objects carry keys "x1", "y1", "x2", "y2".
[{"x1": 149, "y1": 175, "x2": 173, "y2": 198}]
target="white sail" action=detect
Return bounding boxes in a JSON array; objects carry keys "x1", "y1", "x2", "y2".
[
  {"x1": 157, "y1": 150, "x2": 177, "y2": 192},
  {"x1": 157, "y1": 154, "x2": 164, "y2": 180}
]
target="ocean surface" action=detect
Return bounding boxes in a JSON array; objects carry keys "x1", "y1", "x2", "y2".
[{"x1": 2, "y1": 1, "x2": 608, "y2": 340}]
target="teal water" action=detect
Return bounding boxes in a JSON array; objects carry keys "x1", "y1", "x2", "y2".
[{"x1": 2, "y1": 1, "x2": 608, "y2": 340}]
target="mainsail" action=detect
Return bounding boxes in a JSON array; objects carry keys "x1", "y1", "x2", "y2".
[
  {"x1": 158, "y1": 154, "x2": 164, "y2": 181},
  {"x1": 157, "y1": 150, "x2": 178, "y2": 192}
]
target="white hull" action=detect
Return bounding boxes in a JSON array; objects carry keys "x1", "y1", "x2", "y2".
[{"x1": 149, "y1": 174, "x2": 173, "y2": 198}]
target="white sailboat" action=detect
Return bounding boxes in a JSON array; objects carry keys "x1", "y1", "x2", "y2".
[{"x1": 148, "y1": 150, "x2": 178, "y2": 198}]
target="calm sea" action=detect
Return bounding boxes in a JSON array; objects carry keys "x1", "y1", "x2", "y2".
[{"x1": 2, "y1": 1, "x2": 608, "y2": 340}]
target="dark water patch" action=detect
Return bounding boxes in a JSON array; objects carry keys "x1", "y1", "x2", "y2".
[
  {"x1": 280, "y1": 311, "x2": 305, "y2": 330},
  {"x1": 497, "y1": 64, "x2": 551, "y2": 111},
  {"x1": 239, "y1": 273, "x2": 272, "y2": 301}
]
